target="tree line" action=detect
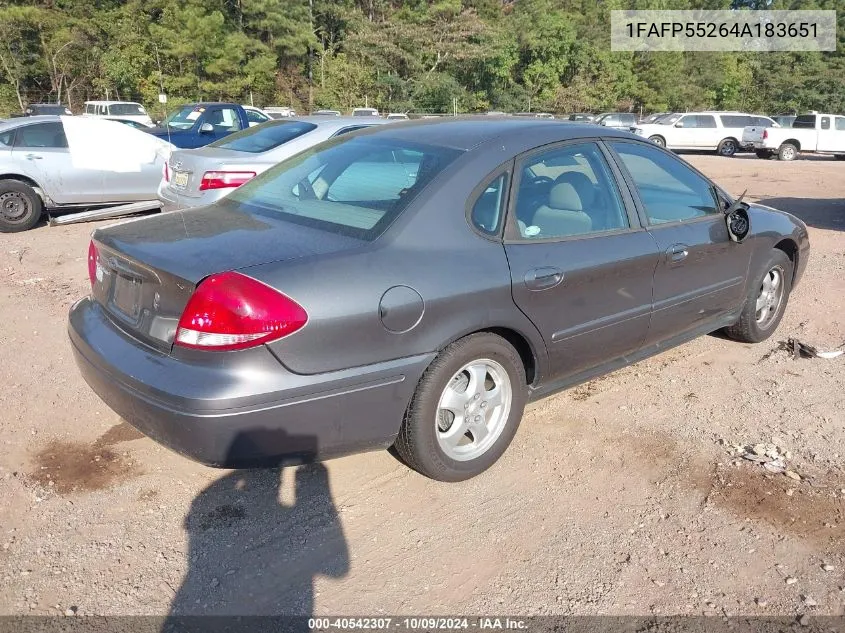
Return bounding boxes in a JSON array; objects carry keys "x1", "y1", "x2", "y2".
[{"x1": 0, "y1": 0, "x2": 843, "y2": 119}]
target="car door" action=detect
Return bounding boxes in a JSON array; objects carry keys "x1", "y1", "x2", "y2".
[
  {"x1": 503, "y1": 140, "x2": 659, "y2": 382},
  {"x1": 687, "y1": 114, "x2": 718, "y2": 149},
  {"x1": 816, "y1": 116, "x2": 845, "y2": 152},
  {"x1": 667, "y1": 114, "x2": 695, "y2": 148},
  {"x1": 607, "y1": 140, "x2": 752, "y2": 345},
  {"x1": 11, "y1": 121, "x2": 103, "y2": 205}
]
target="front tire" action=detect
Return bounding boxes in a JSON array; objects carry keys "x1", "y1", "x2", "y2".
[
  {"x1": 0, "y1": 180, "x2": 43, "y2": 233},
  {"x1": 393, "y1": 333, "x2": 527, "y2": 482},
  {"x1": 717, "y1": 138, "x2": 738, "y2": 157},
  {"x1": 648, "y1": 135, "x2": 666, "y2": 148},
  {"x1": 724, "y1": 250, "x2": 793, "y2": 344},
  {"x1": 777, "y1": 143, "x2": 798, "y2": 161}
]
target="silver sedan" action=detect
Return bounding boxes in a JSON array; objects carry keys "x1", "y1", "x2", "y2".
[
  {"x1": 0, "y1": 116, "x2": 171, "y2": 232},
  {"x1": 158, "y1": 117, "x2": 390, "y2": 211}
]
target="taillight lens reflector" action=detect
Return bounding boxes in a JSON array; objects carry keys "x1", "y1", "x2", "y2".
[
  {"x1": 174, "y1": 271, "x2": 307, "y2": 351},
  {"x1": 762, "y1": 129, "x2": 768, "y2": 140},
  {"x1": 87, "y1": 241, "x2": 99, "y2": 288},
  {"x1": 163, "y1": 162, "x2": 170, "y2": 182},
  {"x1": 199, "y1": 171, "x2": 255, "y2": 191}
]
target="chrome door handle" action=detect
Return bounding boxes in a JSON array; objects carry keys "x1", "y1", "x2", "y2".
[
  {"x1": 524, "y1": 267, "x2": 564, "y2": 291},
  {"x1": 667, "y1": 244, "x2": 689, "y2": 263}
]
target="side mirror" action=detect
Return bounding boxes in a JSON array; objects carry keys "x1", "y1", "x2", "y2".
[
  {"x1": 724, "y1": 190, "x2": 750, "y2": 243},
  {"x1": 674, "y1": 121, "x2": 684, "y2": 128},
  {"x1": 200, "y1": 122, "x2": 214, "y2": 133}
]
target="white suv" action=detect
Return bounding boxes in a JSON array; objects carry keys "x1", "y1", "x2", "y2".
[{"x1": 632, "y1": 112, "x2": 777, "y2": 156}]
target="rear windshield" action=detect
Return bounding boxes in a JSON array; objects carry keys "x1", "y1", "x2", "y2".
[
  {"x1": 209, "y1": 120, "x2": 318, "y2": 153},
  {"x1": 225, "y1": 136, "x2": 463, "y2": 240},
  {"x1": 793, "y1": 115, "x2": 816, "y2": 129},
  {"x1": 109, "y1": 103, "x2": 146, "y2": 116}
]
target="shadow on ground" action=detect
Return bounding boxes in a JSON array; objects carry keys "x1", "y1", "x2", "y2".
[{"x1": 163, "y1": 429, "x2": 349, "y2": 631}]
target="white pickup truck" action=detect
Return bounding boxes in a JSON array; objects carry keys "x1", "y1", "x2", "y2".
[{"x1": 743, "y1": 113, "x2": 845, "y2": 161}]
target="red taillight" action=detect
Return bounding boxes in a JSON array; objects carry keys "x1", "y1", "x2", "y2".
[
  {"x1": 87, "y1": 241, "x2": 99, "y2": 288},
  {"x1": 174, "y1": 271, "x2": 307, "y2": 351},
  {"x1": 199, "y1": 171, "x2": 255, "y2": 191},
  {"x1": 163, "y1": 162, "x2": 170, "y2": 182},
  {"x1": 762, "y1": 129, "x2": 768, "y2": 140}
]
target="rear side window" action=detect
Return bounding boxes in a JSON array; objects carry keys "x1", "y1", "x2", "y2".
[
  {"x1": 226, "y1": 136, "x2": 462, "y2": 240},
  {"x1": 611, "y1": 141, "x2": 718, "y2": 224},
  {"x1": 793, "y1": 115, "x2": 816, "y2": 129},
  {"x1": 470, "y1": 173, "x2": 508, "y2": 235},
  {"x1": 210, "y1": 121, "x2": 318, "y2": 153},
  {"x1": 720, "y1": 115, "x2": 752, "y2": 128},
  {"x1": 15, "y1": 122, "x2": 67, "y2": 148},
  {"x1": 0, "y1": 129, "x2": 14, "y2": 146},
  {"x1": 836, "y1": 117, "x2": 845, "y2": 131}
]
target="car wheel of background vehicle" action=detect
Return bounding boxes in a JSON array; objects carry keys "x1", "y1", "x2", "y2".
[
  {"x1": 777, "y1": 143, "x2": 798, "y2": 161},
  {"x1": 0, "y1": 180, "x2": 43, "y2": 233},
  {"x1": 393, "y1": 332, "x2": 527, "y2": 482},
  {"x1": 725, "y1": 249, "x2": 793, "y2": 344},
  {"x1": 717, "y1": 138, "x2": 738, "y2": 157},
  {"x1": 648, "y1": 135, "x2": 666, "y2": 148},
  {"x1": 755, "y1": 149, "x2": 773, "y2": 159}
]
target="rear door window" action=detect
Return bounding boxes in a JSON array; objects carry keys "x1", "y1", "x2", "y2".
[
  {"x1": 226, "y1": 137, "x2": 462, "y2": 240},
  {"x1": 835, "y1": 117, "x2": 845, "y2": 131},
  {"x1": 720, "y1": 115, "x2": 752, "y2": 128},
  {"x1": 209, "y1": 121, "x2": 317, "y2": 153},
  {"x1": 15, "y1": 122, "x2": 68, "y2": 148},
  {"x1": 821, "y1": 116, "x2": 831, "y2": 130}
]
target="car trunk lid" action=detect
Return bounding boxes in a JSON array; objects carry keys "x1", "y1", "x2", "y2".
[
  {"x1": 91, "y1": 205, "x2": 364, "y2": 351},
  {"x1": 167, "y1": 147, "x2": 253, "y2": 198}
]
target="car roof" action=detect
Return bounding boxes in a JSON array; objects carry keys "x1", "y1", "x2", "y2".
[
  {"x1": 359, "y1": 117, "x2": 633, "y2": 150},
  {"x1": 84, "y1": 100, "x2": 142, "y2": 105},
  {"x1": 0, "y1": 115, "x2": 61, "y2": 130}
]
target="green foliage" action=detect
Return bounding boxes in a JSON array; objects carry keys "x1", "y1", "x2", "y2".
[{"x1": 0, "y1": 0, "x2": 843, "y2": 117}]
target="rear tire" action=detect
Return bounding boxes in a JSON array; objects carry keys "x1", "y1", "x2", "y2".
[
  {"x1": 0, "y1": 180, "x2": 43, "y2": 233},
  {"x1": 393, "y1": 333, "x2": 527, "y2": 482},
  {"x1": 724, "y1": 249, "x2": 793, "y2": 344},
  {"x1": 717, "y1": 138, "x2": 738, "y2": 157},
  {"x1": 777, "y1": 143, "x2": 798, "y2": 161},
  {"x1": 648, "y1": 135, "x2": 666, "y2": 148},
  {"x1": 755, "y1": 149, "x2": 773, "y2": 159}
]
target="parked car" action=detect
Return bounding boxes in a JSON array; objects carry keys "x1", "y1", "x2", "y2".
[
  {"x1": 146, "y1": 103, "x2": 252, "y2": 149},
  {"x1": 632, "y1": 112, "x2": 778, "y2": 156},
  {"x1": 24, "y1": 103, "x2": 73, "y2": 116},
  {"x1": 265, "y1": 107, "x2": 297, "y2": 119},
  {"x1": 386, "y1": 113, "x2": 410, "y2": 121},
  {"x1": 514, "y1": 112, "x2": 555, "y2": 119},
  {"x1": 242, "y1": 105, "x2": 272, "y2": 127},
  {"x1": 743, "y1": 113, "x2": 845, "y2": 161},
  {"x1": 313, "y1": 109, "x2": 341, "y2": 116},
  {"x1": 83, "y1": 101, "x2": 154, "y2": 127},
  {"x1": 594, "y1": 112, "x2": 638, "y2": 130},
  {"x1": 639, "y1": 112, "x2": 671, "y2": 125},
  {"x1": 0, "y1": 115, "x2": 171, "y2": 232},
  {"x1": 567, "y1": 113, "x2": 595, "y2": 122},
  {"x1": 70, "y1": 118, "x2": 808, "y2": 481},
  {"x1": 352, "y1": 107, "x2": 380, "y2": 117},
  {"x1": 158, "y1": 116, "x2": 388, "y2": 211}
]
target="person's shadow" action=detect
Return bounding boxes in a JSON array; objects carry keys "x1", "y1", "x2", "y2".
[{"x1": 163, "y1": 428, "x2": 349, "y2": 632}]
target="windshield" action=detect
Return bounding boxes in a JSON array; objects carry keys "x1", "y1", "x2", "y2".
[
  {"x1": 109, "y1": 103, "x2": 146, "y2": 116},
  {"x1": 165, "y1": 105, "x2": 205, "y2": 129},
  {"x1": 658, "y1": 113, "x2": 683, "y2": 125},
  {"x1": 209, "y1": 120, "x2": 318, "y2": 153},
  {"x1": 225, "y1": 136, "x2": 463, "y2": 240}
]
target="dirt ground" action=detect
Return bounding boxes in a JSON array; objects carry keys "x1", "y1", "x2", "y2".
[{"x1": 0, "y1": 153, "x2": 843, "y2": 618}]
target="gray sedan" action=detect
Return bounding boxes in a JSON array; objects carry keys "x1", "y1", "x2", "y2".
[
  {"x1": 0, "y1": 115, "x2": 171, "y2": 232},
  {"x1": 158, "y1": 116, "x2": 389, "y2": 211},
  {"x1": 69, "y1": 119, "x2": 809, "y2": 481}
]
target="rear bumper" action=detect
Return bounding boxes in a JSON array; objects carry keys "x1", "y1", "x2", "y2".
[
  {"x1": 68, "y1": 297, "x2": 432, "y2": 467},
  {"x1": 157, "y1": 180, "x2": 224, "y2": 213}
]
